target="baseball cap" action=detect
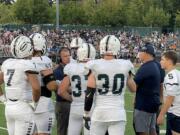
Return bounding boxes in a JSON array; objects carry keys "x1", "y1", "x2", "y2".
[{"x1": 140, "y1": 43, "x2": 155, "y2": 57}]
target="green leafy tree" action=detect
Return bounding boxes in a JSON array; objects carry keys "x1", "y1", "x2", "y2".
[
  {"x1": 176, "y1": 11, "x2": 180, "y2": 27},
  {"x1": 85, "y1": 0, "x2": 125, "y2": 26},
  {"x1": 32, "y1": 0, "x2": 52, "y2": 24},
  {"x1": 161, "y1": 0, "x2": 180, "y2": 28},
  {"x1": 126, "y1": 0, "x2": 145, "y2": 26},
  {"x1": 143, "y1": 6, "x2": 170, "y2": 27},
  {"x1": 81, "y1": 0, "x2": 96, "y2": 25},
  {"x1": 0, "y1": 3, "x2": 19, "y2": 24},
  {"x1": 0, "y1": 4, "x2": 10, "y2": 23},
  {"x1": 13, "y1": 0, "x2": 33, "y2": 23},
  {"x1": 13, "y1": 0, "x2": 52, "y2": 24},
  {"x1": 59, "y1": 1, "x2": 87, "y2": 24}
]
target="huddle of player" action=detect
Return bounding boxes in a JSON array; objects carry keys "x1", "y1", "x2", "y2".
[
  {"x1": 0, "y1": 33, "x2": 57, "y2": 135},
  {"x1": 0, "y1": 33, "x2": 179, "y2": 135}
]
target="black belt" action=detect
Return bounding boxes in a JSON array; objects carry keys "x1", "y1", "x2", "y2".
[{"x1": 9, "y1": 99, "x2": 18, "y2": 102}]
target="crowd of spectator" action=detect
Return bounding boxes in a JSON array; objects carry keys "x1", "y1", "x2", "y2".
[{"x1": 0, "y1": 27, "x2": 179, "y2": 63}]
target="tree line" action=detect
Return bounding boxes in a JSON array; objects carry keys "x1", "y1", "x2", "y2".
[{"x1": 0, "y1": 0, "x2": 179, "y2": 28}]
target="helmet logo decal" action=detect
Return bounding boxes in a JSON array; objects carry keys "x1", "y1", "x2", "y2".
[{"x1": 20, "y1": 42, "x2": 28, "y2": 51}]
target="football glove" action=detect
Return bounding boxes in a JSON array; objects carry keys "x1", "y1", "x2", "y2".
[{"x1": 83, "y1": 115, "x2": 91, "y2": 130}]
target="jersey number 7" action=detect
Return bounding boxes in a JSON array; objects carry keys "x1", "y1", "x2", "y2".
[{"x1": 6, "y1": 69, "x2": 15, "y2": 86}]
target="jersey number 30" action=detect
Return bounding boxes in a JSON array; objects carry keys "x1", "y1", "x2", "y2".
[{"x1": 98, "y1": 74, "x2": 125, "y2": 95}]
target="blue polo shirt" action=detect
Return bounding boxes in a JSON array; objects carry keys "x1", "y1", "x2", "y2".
[
  {"x1": 134, "y1": 60, "x2": 165, "y2": 113},
  {"x1": 53, "y1": 64, "x2": 70, "y2": 102}
]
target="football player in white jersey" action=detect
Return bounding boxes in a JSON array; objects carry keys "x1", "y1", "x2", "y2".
[
  {"x1": 70, "y1": 37, "x2": 85, "y2": 61},
  {"x1": 58, "y1": 43, "x2": 96, "y2": 135},
  {"x1": 30, "y1": 33, "x2": 58, "y2": 135},
  {"x1": 157, "y1": 51, "x2": 180, "y2": 135},
  {"x1": 0, "y1": 35, "x2": 41, "y2": 135},
  {"x1": 84, "y1": 35, "x2": 136, "y2": 135}
]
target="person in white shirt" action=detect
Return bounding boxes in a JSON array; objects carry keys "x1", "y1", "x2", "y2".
[
  {"x1": 30, "y1": 33, "x2": 58, "y2": 135},
  {"x1": 0, "y1": 35, "x2": 41, "y2": 135},
  {"x1": 84, "y1": 35, "x2": 136, "y2": 135},
  {"x1": 157, "y1": 51, "x2": 180, "y2": 135}
]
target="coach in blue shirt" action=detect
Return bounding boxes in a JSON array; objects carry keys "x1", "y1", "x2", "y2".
[
  {"x1": 53, "y1": 47, "x2": 71, "y2": 135},
  {"x1": 133, "y1": 43, "x2": 165, "y2": 135}
]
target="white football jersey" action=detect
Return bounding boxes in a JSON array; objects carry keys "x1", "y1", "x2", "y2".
[
  {"x1": 64, "y1": 62, "x2": 89, "y2": 115},
  {"x1": 31, "y1": 56, "x2": 54, "y2": 113},
  {"x1": 163, "y1": 69, "x2": 180, "y2": 116},
  {"x1": 1, "y1": 58, "x2": 37, "y2": 101},
  {"x1": 86, "y1": 59, "x2": 134, "y2": 122}
]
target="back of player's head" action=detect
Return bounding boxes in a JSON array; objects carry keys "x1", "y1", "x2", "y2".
[
  {"x1": 77, "y1": 43, "x2": 96, "y2": 62},
  {"x1": 11, "y1": 35, "x2": 33, "y2": 58},
  {"x1": 99, "y1": 35, "x2": 120, "y2": 56},
  {"x1": 70, "y1": 37, "x2": 85, "y2": 49},
  {"x1": 29, "y1": 33, "x2": 47, "y2": 55},
  {"x1": 162, "y1": 51, "x2": 177, "y2": 65}
]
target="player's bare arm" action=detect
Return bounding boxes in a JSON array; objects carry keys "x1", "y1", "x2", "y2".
[
  {"x1": 87, "y1": 72, "x2": 96, "y2": 88},
  {"x1": 127, "y1": 75, "x2": 136, "y2": 92},
  {"x1": 26, "y1": 72, "x2": 41, "y2": 102},
  {"x1": 0, "y1": 71, "x2": 4, "y2": 85},
  {"x1": 0, "y1": 71, "x2": 6, "y2": 103},
  {"x1": 160, "y1": 83, "x2": 164, "y2": 104},
  {"x1": 58, "y1": 76, "x2": 72, "y2": 102},
  {"x1": 157, "y1": 96, "x2": 174, "y2": 125}
]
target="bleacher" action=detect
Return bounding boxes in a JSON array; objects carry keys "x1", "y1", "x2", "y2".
[{"x1": 0, "y1": 46, "x2": 12, "y2": 65}]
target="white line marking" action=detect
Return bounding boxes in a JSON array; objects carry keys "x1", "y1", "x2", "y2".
[
  {"x1": 127, "y1": 110, "x2": 133, "y2": 113},
  {"x1": 0, "y1": 126, "x2": 7, "y2": 131},
  {"x1": 160, "y1": 129, "x2": 166, "y2": 134}
]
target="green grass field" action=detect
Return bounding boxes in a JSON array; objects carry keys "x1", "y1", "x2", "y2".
[{"x1": 0, "y1": 90, "x2": 166, "y2": 135}]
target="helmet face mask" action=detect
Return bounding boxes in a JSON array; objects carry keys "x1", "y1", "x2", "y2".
[
  {"x1": 29, "y1": 33, "x2": 47, "y2": 55},
  {"x1": 11, "y1": 36, "x2": 33, "y2": 59},
  {"x1": 100, "y1": 35, "x2": 120, "y2": 56},
  {"x1": 70, "y1": 37, "x2": 85, "y2": 59},
  {"x1": 77, "y1": 43, "x2": 96, "y2": 62}
]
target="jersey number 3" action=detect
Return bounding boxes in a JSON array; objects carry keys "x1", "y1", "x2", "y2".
[{"x1": 71, "y1": 75, "x2": 88, "y2": 97}]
